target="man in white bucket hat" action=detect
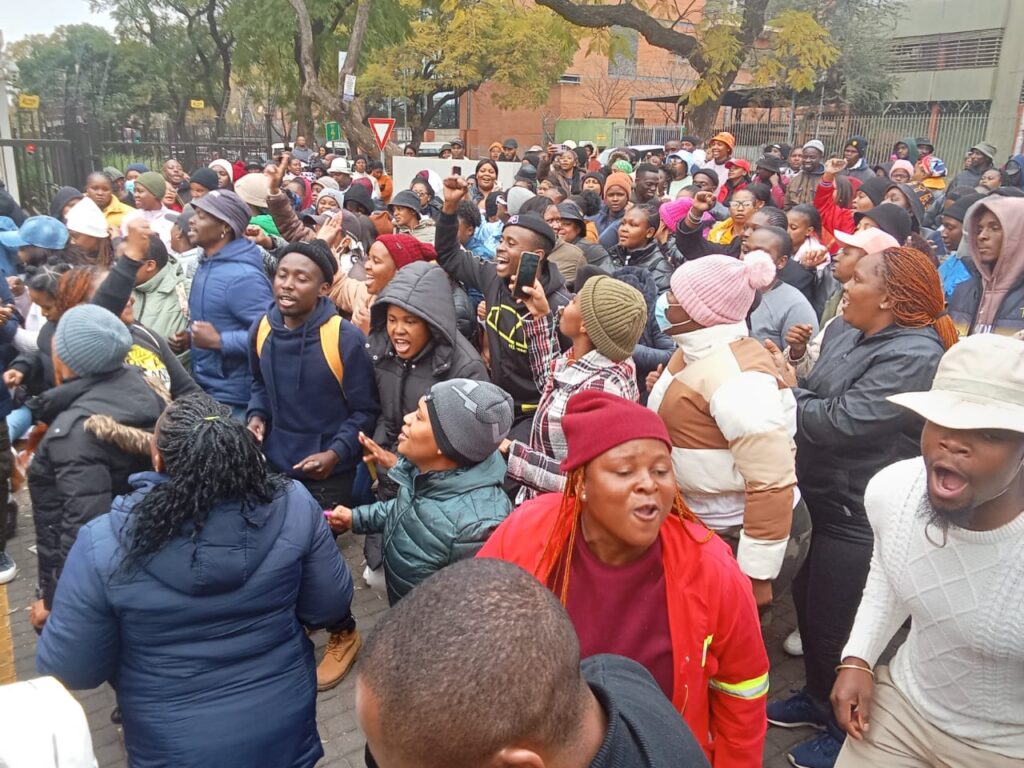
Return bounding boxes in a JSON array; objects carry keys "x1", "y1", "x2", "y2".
[{"x1": 830, "y1": 333, "x2": 1024, "y2": 767}]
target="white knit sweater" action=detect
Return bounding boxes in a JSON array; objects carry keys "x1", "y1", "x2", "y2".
[{"x1": 843, "y1": 458, "x2": 1024, "y2": 758}]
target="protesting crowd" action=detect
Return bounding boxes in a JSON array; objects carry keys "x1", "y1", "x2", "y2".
[{"x1": 0, "y1": 125, "x2": 1022, "y2": 768}]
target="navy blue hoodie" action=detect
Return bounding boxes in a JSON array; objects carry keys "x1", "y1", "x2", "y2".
[{"x1": 248, "y1": 297, "x2": 380, "y2": 478}]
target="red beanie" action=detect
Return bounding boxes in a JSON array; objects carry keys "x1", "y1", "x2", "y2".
[
  {"x1": 560, "y1": 391, "x2": 671, "y2": 472},
  {"x1": 376, "y1": 234, "x2": 437, "y2": 269}
]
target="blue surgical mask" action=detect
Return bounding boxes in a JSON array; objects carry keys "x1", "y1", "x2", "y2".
[
  {"x1": 125, "y1": 179, "x2": 136, "y2": 196},
  {"x1": 654, "y1": 292, "x2": 675, "y2": 333}
]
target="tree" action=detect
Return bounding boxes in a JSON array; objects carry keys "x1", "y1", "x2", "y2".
[
  {"x1": 581, "y1": 72, "x2": 633, "y2": 118},
  {"x1": 531, "y1": 0, "x2": 836, "y2": 138},
  {"x1": 359, "y1": 0, "x2": 579, "y2": 151}
]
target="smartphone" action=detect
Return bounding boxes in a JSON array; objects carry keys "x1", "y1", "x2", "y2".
[
  {"x1": 452, "y1": 165, "x2": 462, "y2": 176},
  {"x1": 512, "y1": 251, "x2": 542, "y2": 302}
]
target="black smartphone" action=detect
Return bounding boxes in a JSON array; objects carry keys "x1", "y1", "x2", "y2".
[
  {"x1": 512, "y1": 251, "x2": 541, "y2": 302},
  {"x1": 452, "y1": 165, "x2": 462, "y2": 176}
]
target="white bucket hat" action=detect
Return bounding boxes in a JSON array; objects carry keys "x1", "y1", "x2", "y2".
[
  {"x1": 65, "y1": 197, "x2": 109, "y2": 239},
  {"x1": 888, "y1": 335, "x2": 1024, "y2": 433}
]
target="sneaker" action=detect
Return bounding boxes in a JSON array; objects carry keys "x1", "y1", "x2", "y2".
[
  {"x1": 787, "y1": 730, "x2": 843, "y2": 768},
  {"x1": 784, "y1": 628, "x2": 804, "y2": 656},
  {"x1": 768, "y1": 689, "x2": 829, "y2": 730},
  {"x1": 0, "y1": 551, "x2": 17, "y2": 585},
  {"x1": 316, "y1": 629, "x2": 362, "y2": 691}
]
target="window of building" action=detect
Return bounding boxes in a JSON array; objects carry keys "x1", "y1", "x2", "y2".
[
  {"x1": 608, "y1": 27, "x2": 639, "y2": 78},
  {"x1": 890, "y1": 30, "x2": 1003, "y2": 72}
]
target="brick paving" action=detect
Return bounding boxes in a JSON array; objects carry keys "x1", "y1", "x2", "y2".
[{"x1": 2, "y1": 489, "x2": 815, "y2": 767}]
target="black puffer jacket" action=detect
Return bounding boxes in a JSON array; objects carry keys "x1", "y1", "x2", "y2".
[
  {"x1": 367, "y1": 262, "x2": 488, "y2": 451},
  {"x1": 609, "y1": 240, "x2": 673, "y2": 292},
  {"x1": 29, "y1": 366, "x2": 165, "y2": 607},
  {"x1": 612, "y1": 267, "x2": 674, "y2": 403},
  {"x1": 794, "y1": 319, "x2": 944, "y2": 543},
  {"x1": 570, "y1": 235, "x2": 612, "y2": 271}
]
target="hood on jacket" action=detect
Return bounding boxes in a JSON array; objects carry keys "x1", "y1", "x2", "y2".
[
  {"x1": 1007, "y1": 154, "x2": 1024, "y2": 189},
  {"x1": 369, "y1": 262, "x2": 458, "y2": 374},
  {"x1": 263, "y1": 296, "x2": 339, "y2": 391},
  {"x1": 890, "y1": 183, "x2": 927, "y2": 231},
  {"x1": 45, "y1": 367, "x2": 165, "y2": 436},
  {"x1": 390, "y1": 451, "x2": 509, "y2": 497},
  {"x1": 966, "y1": 195, "x2": 1024, "y2": 302},
  {"x1": 894, "y1": 137, "x2": 920, "y2": 164},
  {"x1": 201, "y1": 235, "x2": 266, "y2": 270},
  {"x1": 120, "y1": 471, "x2": 291, "y2": 596},
  {"x1": 50, "y1": 187, "x2": 84, "y2": 221}
]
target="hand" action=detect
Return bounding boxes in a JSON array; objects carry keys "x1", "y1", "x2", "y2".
[
  {"x1": 190, "y1": 321, "x2": 222, "y2": 350},
  {"x1": 247, "y1": 416, "x2": 266, "y2": 444},
  {"x1": 691, "y1": 190, "x2": 716, "y2": 214},
  {"x1": 785, "y1": 324, "x2": 814, "y2": 361},
  {"x1": 3, "y1": 369, "x2": 24, "y2": 388},
  {"x1": 499, "y1": 438, "x2": 512, "y2": 456},
  {"x1": 655, "y1": 222, "x2": 670, "y2": 245},
  {"x1": 442, "y1": 176, "x2": 468, "y2": 213},
  {"x1": 801, "y1": 247, "x2": 830, "y2": 271},
  {"x1": 358, "y1": 431, "x2": 398, "y2": 470},
  {"x1": 168, "y1": 330, "x2": 191, "y2": 353},
  {"x1": 124, "y1": 217, "x2": 155, "y2": 262},
  {"x1": 293, "y1": 450, "x2": 339, "y2": 481},
  {"x1": 29, "y1": 599, "x2": 50, "y2": 630},
  {"x1": 824, "y1": 157, "x2": 847, "y2": 178},
  {"x1": 476, "y1": 300, "x2": 486, "y2": 321},
  {"x1": 517, "y1": 279, "x2": 549, "y2": 318},
  {"x1": 268, "y1": 153, "x2": 290, "y2": 195},
  {"x1": 645, "y1": 363, "x2": 664, "y2": 393},
  {"x1": 316, "y1": 214, "x2": 344, "y2": 250},
  {"x1": 763, "y1": 339, "x2": 797, "y2": 387},
  {"x1": 0, "y1": 305, "x2": 14, "y2": 324},
  {"x1": 751, "y1": 578, "x2": 773, "y2": 607},
  {"x1": 245, "y1": 224, "x2": 273, "y2": 250},
  {"x1": 831, "y1": 658, "x2": 874, "y2": 740},
  {"x1": 326, "y1": 505, "x2": 353, "y2": 533},
  {"x1": 6, "y1": 275, "x2": 24, "y2": 297},
  {"x1": 162, "y1": 186, "x2": 179, "y2": 208}
]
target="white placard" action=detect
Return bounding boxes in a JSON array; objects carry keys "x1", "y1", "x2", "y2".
[{"x1": 391, "y1": 156, "x2": 522, "y2": 194}]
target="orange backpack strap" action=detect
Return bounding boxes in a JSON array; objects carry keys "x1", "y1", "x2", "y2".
[
  {"x1": 319, "y1": 315, "x2": 344, "y2": 389},
  {"x1": 255, "y1": 315, "x2": 272, "y2": 357}
]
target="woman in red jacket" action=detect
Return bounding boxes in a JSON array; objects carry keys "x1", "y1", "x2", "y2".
[
  {"x1": 814, "y1": 157, "x2": 863, "y2": 254},
  {"x1": 478, "y1": 390, "x2": 768, "y2": 767}
]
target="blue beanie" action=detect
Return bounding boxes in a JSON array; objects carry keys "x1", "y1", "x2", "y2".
[
  {"x1": 125, "y1": 163, "x2": 150, "y2": 174},
  {"x1": 55, "y1": 305, "x2": 132, "y2": 376}
]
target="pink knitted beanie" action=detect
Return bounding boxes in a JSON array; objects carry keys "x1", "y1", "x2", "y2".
[
  {"x1": 669, "y1": 250, "x2": 776, "y2": 326},
  {"x1": 659, "y1": 196, "x2": 694, "y2": 233}
]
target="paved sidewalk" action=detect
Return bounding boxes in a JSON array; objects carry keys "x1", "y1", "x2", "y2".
[{"x1": 2, "y1": 490, "x2": 815, "y2": 767}]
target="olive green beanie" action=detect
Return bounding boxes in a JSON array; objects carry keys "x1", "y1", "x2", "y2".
[
  {"x1": 578, "y1": 275, "x2": 646, "y2": 363},
  {"x1": 136, "y1": 171, "x2": 167, "y2": 200}
]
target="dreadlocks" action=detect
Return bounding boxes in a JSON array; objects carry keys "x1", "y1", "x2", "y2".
[
  {"x1": 535, "y1": 467, "x2": 711, "y2": 605},
  {"x1": 879, "y1": 246, "x2": 959, "y2": 350},
  {"x1": 120, "y1": 393, "x2": 288, "y2": 572}
]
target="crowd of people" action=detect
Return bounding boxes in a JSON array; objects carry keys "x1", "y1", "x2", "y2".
[{"x1": 0, "y1": 125, "x2": 1022, "y2": 768}]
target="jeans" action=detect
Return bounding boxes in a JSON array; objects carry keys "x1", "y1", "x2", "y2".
[
  {"x1": 792, "y1": 501, "x2": 873, "y2": 704},
  {"x1": 0, "y1": 419, "x2": 9, "y2": 553},
  {"x1": 6, "y1": 406, "x2": 32, "y2": 441},
  {"x1": 302, "y1": 471, "x2": 358, "y2": 635}
]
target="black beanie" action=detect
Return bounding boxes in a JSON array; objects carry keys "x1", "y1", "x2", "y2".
[
  {"x1": 858, "y1": 176, "x2": 891, "y2": 207},
  {"x1": 279, "y1": 239, "x2": 337, "y2": 283},
  {"x1": 854, "y1": 203, "x2": 912, "y2": 245},
  {"x1": 942, "y1": 193, "x2": 986, "y2": 223}
]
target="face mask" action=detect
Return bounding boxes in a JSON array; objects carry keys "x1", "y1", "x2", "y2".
[
  {"x1": 125, "y1": 180, "x2": 136, "y2": 196},
  {"x1": 654, "y1": 292, "x2": 694, "y2": 335}
]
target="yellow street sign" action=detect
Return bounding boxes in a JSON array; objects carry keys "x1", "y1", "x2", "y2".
[
  {"x1": 190, "y1": 99, "x2": 205, "y2": 109},
  {"x1": 18, "y1": 94, "x2": 39, "y2": 110}
]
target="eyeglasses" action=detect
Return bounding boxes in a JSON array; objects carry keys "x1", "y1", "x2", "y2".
[{"x1": 729, "y1": 200, "x2": 755, "y2": 209}]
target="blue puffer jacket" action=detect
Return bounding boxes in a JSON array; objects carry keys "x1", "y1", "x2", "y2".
[
  {"x1": 352, "y1": 452, "x2": 512, "y2": 604},
  {"x1": 37, "y1": 473, "x2": 353, "y2": 768},
  {"x1": 189, "y1": 238, "x2": 273, "y2": 406}
]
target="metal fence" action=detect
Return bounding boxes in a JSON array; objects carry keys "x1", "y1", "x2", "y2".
[
  {"x1": 612, "y1": 109, "x2": 994, "y2": 166},
  {"x1": 99, "y1": 121, "x2": 273, "y2": 172}
]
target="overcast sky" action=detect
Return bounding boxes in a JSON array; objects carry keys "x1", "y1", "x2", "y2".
[{"x1": 2, "y1": 0, "x2": 115, "y2": 45}]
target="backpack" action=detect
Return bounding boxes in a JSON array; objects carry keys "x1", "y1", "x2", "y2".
[{"x1": 255, "y1": 314, "x2": 344, "y2": 388}]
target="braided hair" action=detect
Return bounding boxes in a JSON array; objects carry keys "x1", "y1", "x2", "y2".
[
  {"x1": 120, "y1": 394, "x2": 288, "y2": 572},
  {"x1": 535, "y1": 467, "x2": 711, "y2": 605},
  {"x1": 54, "y1": 266, "x2": 96, "y2": 317},
  {"x1": 879, "y1": 246, "x2": 959, "y2": 350},
  {"x1": 25, "y1": 261, "x2": 71, "y2": 297}
]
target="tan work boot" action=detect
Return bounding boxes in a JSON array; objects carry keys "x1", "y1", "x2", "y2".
[{"x1": 316, "y1": 628, "x2": 362, "y2": 691}]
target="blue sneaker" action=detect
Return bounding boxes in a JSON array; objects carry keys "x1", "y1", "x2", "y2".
[
  {"x1": 786, "y1": 730, "x2": 843, "y2": 768},
  {"x1": 767, "y1": 688, "x2": 829, "y2": 729}
]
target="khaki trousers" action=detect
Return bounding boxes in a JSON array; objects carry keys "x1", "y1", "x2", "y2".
[{"x1": 836, "y1": 667, "x2": 1023, "y2": 768}]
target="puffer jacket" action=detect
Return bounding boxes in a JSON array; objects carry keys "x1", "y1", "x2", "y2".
[
  {"x1": 609, "y1": 240, "x2": 673, "y2": 292},
  {"x1": 612, "y1": 267, "x2": 674, "y2": 402},
  {"x1": 794, "y1": 319, "x2": 944, "y2": 543},
  {"x1": 948, "y1": 195, "x2": 1024, "y2": 338},
  {"x1": 435, "y1": 211, "x2": 571, "y2": 412},
  {"x1": 189, "y1": 238, "x2": 273, "y2": 406},
  {"x1": 37, "y1": 473, "x2": 353, "y2": 768},
  {"x1": 367, "y1": 262, "x2": 488, "y2": 451},
  {"x1": 131, "y1": 261, "x2": 190, "y2": 357},
  {"x1": 352, "y1": 452, "x2": 511, "y2": 604},
  {"x1": 28, "y1": 366, "x2": 166, "y2": 608},
  {"x1": 570, "y1": 235, "x2": 612, "y2": 270}
]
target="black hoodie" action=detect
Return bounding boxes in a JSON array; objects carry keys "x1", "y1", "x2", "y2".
[{"x1": 435, "y1": 210, "x2": 571, "y2": 412}]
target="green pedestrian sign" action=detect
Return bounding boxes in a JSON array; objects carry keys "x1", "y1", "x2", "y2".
[{"x1": 325, "y1": 121, "x2": 341, "y2": 142}]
